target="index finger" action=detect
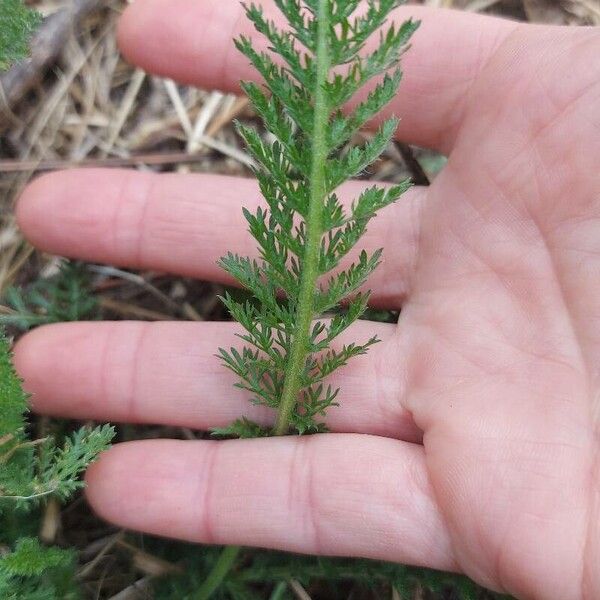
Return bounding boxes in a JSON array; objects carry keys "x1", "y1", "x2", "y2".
[{"x1": 117, "y1": 1, "x2": 518, "y2": 153}]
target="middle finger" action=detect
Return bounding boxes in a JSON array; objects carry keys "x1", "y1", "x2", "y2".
[{"x1": 17, "y1": 169, "x2": 425, "y2": 309}]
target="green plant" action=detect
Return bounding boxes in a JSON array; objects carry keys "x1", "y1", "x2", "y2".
[
  {"x1": 0, "y1": 330, "x2": 113, "y2": 505},
  {"x1": 0, "y1": 0, "x2": 41, "y2": 71},
  {"x1": 217, "y1": 0, "x2": 418, "y2": 439},
  {"x1": 0, "y1": 332, "x2": 114, "y2": 598},
  {"x1": 0, "y1": 261, "x2": 98, "y2": 331},
  {"x1": 0, "y1": 537, "x2": 79, "y2": 600},
  {"x1": 151, "y1": 543, "x2": 510, "y2": 600},
  {"x1": 201, "y1": 0, "x2": 420, "y2": 597}
]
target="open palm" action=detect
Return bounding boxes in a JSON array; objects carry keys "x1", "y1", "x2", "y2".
[{"x1": 14, "y1": 2, "x2": 600, "y2": 598}]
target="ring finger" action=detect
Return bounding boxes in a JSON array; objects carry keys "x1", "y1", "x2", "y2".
[{"x1": 14, "y1": 319, "x2": 421, "y2": 441}]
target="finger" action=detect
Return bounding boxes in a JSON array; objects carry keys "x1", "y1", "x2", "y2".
[
  {"x1": 14, "y1": 320, "x2": 420, "y2": 441},
  {"x1": 86, "y1": 435, "x2": 455, "y2": 569},
  {"x1": 117, "y1": 1, "x2": 517, "y2": 152},
  {"x1": 17, "y1": 169, "x2": 424, "y2": 308}
]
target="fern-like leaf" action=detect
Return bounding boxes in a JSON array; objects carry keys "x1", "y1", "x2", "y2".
[
  {"x1": 0, "y1": 333, "x2": 114, "y2": 507},
  {"x1": 218, "y1": 0, "x2": 418, "y2": 436},
  {"x1": 0, "y1": 0, "x2": 41, "y2": 71},
  {"x1": 0, "y1": 261, "x2": 98, "y2": 331}
]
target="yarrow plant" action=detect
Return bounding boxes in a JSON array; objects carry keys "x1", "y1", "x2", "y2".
[
  {"x1": 0, "y1": 260, "x2": 98, "y2": 331},
  {"x1": 0, "y1": 333, "x2": 113, "y2": 508},
  {"x1": 0, "y1": 0, "x2": 41, "y2": 71},
  {"x1": 0, "y1": 332, "x2": 113, "y2": 598},
  {"x1": 216, "y1": 0, "x2": 419, "y2": 438},
  {"x1": 198, "y1": 2, "x2": 419, "y2": 596}
]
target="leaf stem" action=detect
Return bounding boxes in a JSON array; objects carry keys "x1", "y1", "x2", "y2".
[
  {"x1": 193, "y1": 545, "x2": 241, "y2": 600},
  {"x1": 0, "y1": 489, "x2": 55, "y2": 502},
  {"x1": 274, "y1": 0, "x2": 331, "y2": 436}
]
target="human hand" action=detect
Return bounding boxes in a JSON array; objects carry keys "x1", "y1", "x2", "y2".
[{"x1": 13, "y1": 2, "x2": 600, "y2": 598}]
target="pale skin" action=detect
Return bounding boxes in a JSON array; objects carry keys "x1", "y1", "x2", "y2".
[{"x1": 12, "y1": 1, "x2": 600, "y2": 598}]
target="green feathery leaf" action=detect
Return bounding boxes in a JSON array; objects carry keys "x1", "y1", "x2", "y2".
[
  {"x1": 35, "y1": 424, "x2": 115, "y2": 502},
  {"x1": 212, "y1": 418, "x2": 272, "y2": 439},
  {"x1": 0, "y1": 333, "x2": 114, "y2": 508},
  {"x1": 0, "y1": 0, "x2": 41, "y2": 71},
  {"x1": 0, "y1": 537, "x2": 79, "y2": 600},
  {"x1": 0, "y1": 538, "x2": 73, "y2": 578},
  {"x1": 0, "y1": 261, "x2": 98, "y2": 331},
  {"x1": 219, "y1": 0, "x2": 419, "y2": 436},
  {"x1": 0, "y1": 330, "x2": 29, "y2": 439}
]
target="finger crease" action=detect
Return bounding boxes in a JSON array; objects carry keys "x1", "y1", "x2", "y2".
[
  {"x1": 126, "y1": 322, "x2": 151, "y2": 422},
  {"x1": 198, "y1": 442, "x2": 219, "y2": 545},
  {"x1": 288, "y1": 438, "x2": 323, "y2": 554}
]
